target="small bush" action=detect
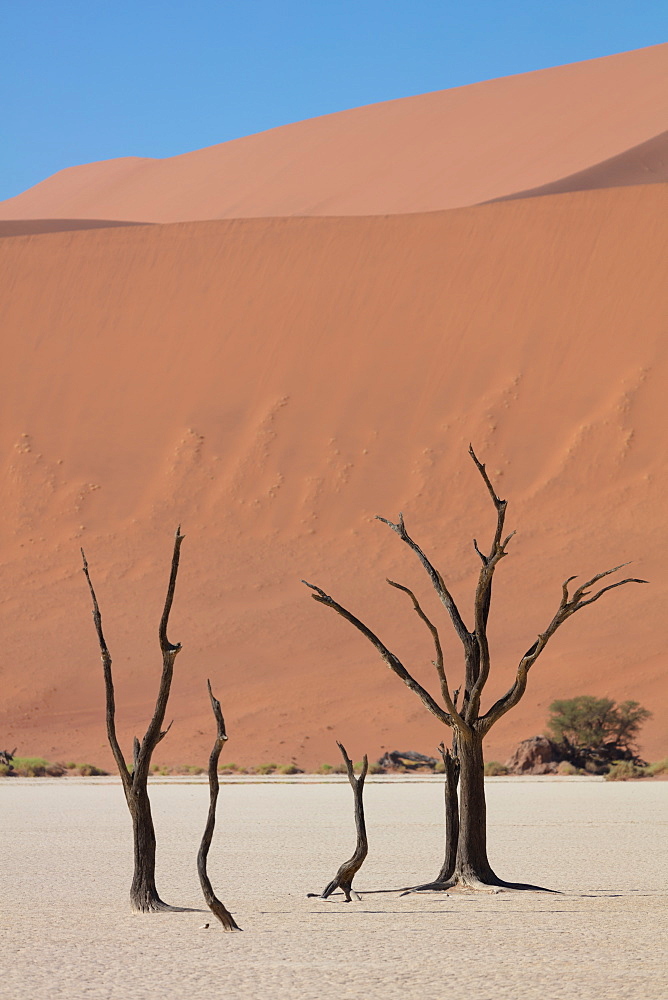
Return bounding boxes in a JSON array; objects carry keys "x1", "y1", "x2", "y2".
[
  {"x1": 12, "y1": 757, "x2": 49, "y2": 777},
  {"x1": 557, "y1": 761, "x2": 578, "y2": 775},
  {"x1": 75, "y1": 763, "x2": 107, "y2": 776},
  {"x1": 254, "y1": 762, "x2": 278, "y2": 775},
  {"x1": 434, "y1": 760, "x2": 445, "y2": 774},
  {"x1": 45, "y1": 763, "x2": 66, "y2": 777},
  {"x1": 368, "y1": 763, "x2": 385, "y2": 775},
  {"x1": 219, "y1": 761, "x2": 239, "y2": 772},
  {"x1": 644, "y1": 758, "x2": 668, "y2": 777},
  {"x1": 65, "y1": 762, "x2": 77, "y2": 770},
  {"x1": 0, "y1": 763, "x2": 12, "y2": 776},
  {"x1": 317, "y1": 763, "x2": 333, "y2": 774},
  {"x1": 484, "y1": 761, "x2": 508, "y2": 776},
  {"x1": 277, "y1": 764, "x2": 302, "y2": 775},
  {"x1": 605, "y1": 760, "x2": 645, "y2": 781}
]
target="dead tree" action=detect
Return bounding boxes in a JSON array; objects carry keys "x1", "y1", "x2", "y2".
[
  {"x1": 308, "y1": 742, "x2": 369, "y2": 901},
  {"x1": 81, "y1": 528, "x2": 185, "y2": 912},
  {"x1": 304, "y1": 447, "x2": 645, "y2": 892},
  {"x1": 197, "y1": 680, "x2": 241, "y2": 931}
]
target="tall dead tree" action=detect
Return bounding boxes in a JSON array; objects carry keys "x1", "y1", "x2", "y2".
[
  {"x1": 304, "y1": 448, "x2": 645, "y2": 892},
  {"x1": 308, "y1": 742, "x2": 369, "y2": 901},
  {"x1": 82, "y1": 527, "x2": 185, "y2": 912},
  {"x1": 197, "y1": 680, "x2": 241, "y2": 931}
]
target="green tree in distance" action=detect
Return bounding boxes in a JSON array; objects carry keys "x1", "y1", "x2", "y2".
[{"x1": 547, "y1": 696, "x2": 651, "y2": 766}]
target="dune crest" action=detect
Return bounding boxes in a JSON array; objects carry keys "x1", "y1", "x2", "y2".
[{"x1": 0, "y1": 44, "x2": 666, "y2": 222}]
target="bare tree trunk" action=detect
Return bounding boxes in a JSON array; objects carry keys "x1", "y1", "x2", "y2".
[
  {"x1": 129, "y1": 787, "x2": 163, "y2": 911},
  {"x1": 436, "y1": 742, "x2": 459, "y2": 883},
  {"x1": 197, "y1": 681, "x2": 241, "y2": 931},
  {"x1": 82, "y1": 528, "x2": 185, "y2": 912},
  {"x1": 453, "y1": 731, "x2": 495, "y2": 886},
  {"x1": 308, "y1": 742, "x2": 369, "y2": 902}
]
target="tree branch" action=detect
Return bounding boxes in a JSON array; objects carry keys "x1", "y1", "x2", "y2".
[
  {"x1": 386, "y1": 579, "x2": 468, "y2": 732},
  {"x1": 302, "y1": 581, "x2": 452, "y2": 727},
  {"x1": 135, "y1": 527, "x2": 185, "y2": 782},
  {"x1": 466, "y1": 447, "x2": 513, "y2": 723},
  {"x1": 81, "y1": 548, "x2": 131, "y2": 793},
  {"x1": 375, "y1": 513, "x2": 472, "y2": 647},
  {"x1": 480, "y1": 567, "x2": 647, "y2": 733}
]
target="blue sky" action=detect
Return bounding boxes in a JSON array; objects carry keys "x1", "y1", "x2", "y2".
[{"x1": 2, "y1": 1, "x2": 666, "y2": 201}]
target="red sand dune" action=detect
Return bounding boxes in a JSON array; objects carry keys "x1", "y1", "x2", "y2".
[
  {"x1": 490, "y1": 129, "x2": 668, "y2": 202},
  {"x1": 0, "y1": 219, "x2": 149, "y2": 238},
  {"x1": 1, "y1": 182, "x2": 666, "y2": 769},
  {"x1": 0, "y1": 44, "x2": 666, "y2": 223}
]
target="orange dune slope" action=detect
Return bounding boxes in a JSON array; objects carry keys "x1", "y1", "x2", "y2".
[
  {"x1": 1, "y1": 44, "x2": 666, "y2": 223},
  {"x1": 490, "y1": 129, "x2": 668, "y2": 203},
  {"x1": 1, "y1": 183, "x2": 666, "y2": 769}
]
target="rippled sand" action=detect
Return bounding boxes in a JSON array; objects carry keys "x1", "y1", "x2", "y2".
[{"x1": 1, "y1": 776, "x2": 665, "y2": 999}]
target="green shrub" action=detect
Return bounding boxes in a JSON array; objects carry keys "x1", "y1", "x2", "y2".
[
  {"x1": 12, "y1": 757, "x2": 49, "y2": 776},
  {"x1": 605, "y1": 760, "x2": 645, "y2": 781},
  {"x1": 317, "y1": 763, "x2": 333, "y2": 774},
  {"x1": 368, "y1": 763, "x2": 385, "y2": 774},
  {"x1": 0, "y1": 763, "x2": 12, "y2": 776},
  {"x1": 277, "y1": 764, "x2": 302, "y2": 775},
  {"x1": 484, "y1": 761, "x2": 508, "y2": 776},
  {"x1": 557, "y1": 761, "x2": 578, "y2": 775},
  {"x1": 254, "y1": 762, "x2": 278, "y2": 775},
  {"x1": 644, "y1": 758, "x2": 668, "y2": 777}
]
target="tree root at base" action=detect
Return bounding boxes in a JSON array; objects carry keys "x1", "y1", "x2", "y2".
[{"x1": 400, "y1": 875, "x2": 560, "y2": 896}]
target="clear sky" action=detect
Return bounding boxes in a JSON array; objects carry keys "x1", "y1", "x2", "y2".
[{"x1": 2, "y1": 1, "x2": 666, "y2": 201}]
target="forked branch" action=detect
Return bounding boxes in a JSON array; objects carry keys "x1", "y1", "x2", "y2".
[
  {"x1": 197, "y1": 680, "x2": 241, "y2": 932},
  {"x1": 375, "y1": 513, "x2": 472, "y2": 647},
  {"x1": 466, "y1": 447, "x2": 513, "y2": 720},
  {"x1": 480, "y1": 565, "x2": 647, "y2": 733},
  {"x1": 135, "y1": 527, "x2": 185, "y2": 782},
  {"x1": 302, "y1": 581, "x2": 452, "y2": 727},
  {"x1": 81, "y1": 549, "x2": 131, "y2": 794},
  {"x1": 386, "y1": 579, "x2": 467, "y2": 731},
  {"x1": 81, "y1": 527, "x2": 185, "y2": 791}
]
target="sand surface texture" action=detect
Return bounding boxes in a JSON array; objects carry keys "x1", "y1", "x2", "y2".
[
  {"x1": 0, "y1": 778, "x2": 666, "y2": 999},
  {"x1": 0, "y1": 44, "x2": 666, "y2": 221},
  {"x1": 1, "y1": 183, "x2": 666, "y2": 769}
]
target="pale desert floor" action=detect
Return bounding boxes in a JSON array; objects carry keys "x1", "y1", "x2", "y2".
[{"x1": 0, "y1": 776, "x2": 666, "y2": 1000}]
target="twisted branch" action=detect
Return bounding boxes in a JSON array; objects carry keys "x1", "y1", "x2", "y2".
[{"x1": 197, "y1": 680, "x2": 241, "y2": 931}]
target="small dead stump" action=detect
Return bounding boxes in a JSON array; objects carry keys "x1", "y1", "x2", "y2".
[{"x1": 308, "y1": 742, "x2": 369, "y2": 902}]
